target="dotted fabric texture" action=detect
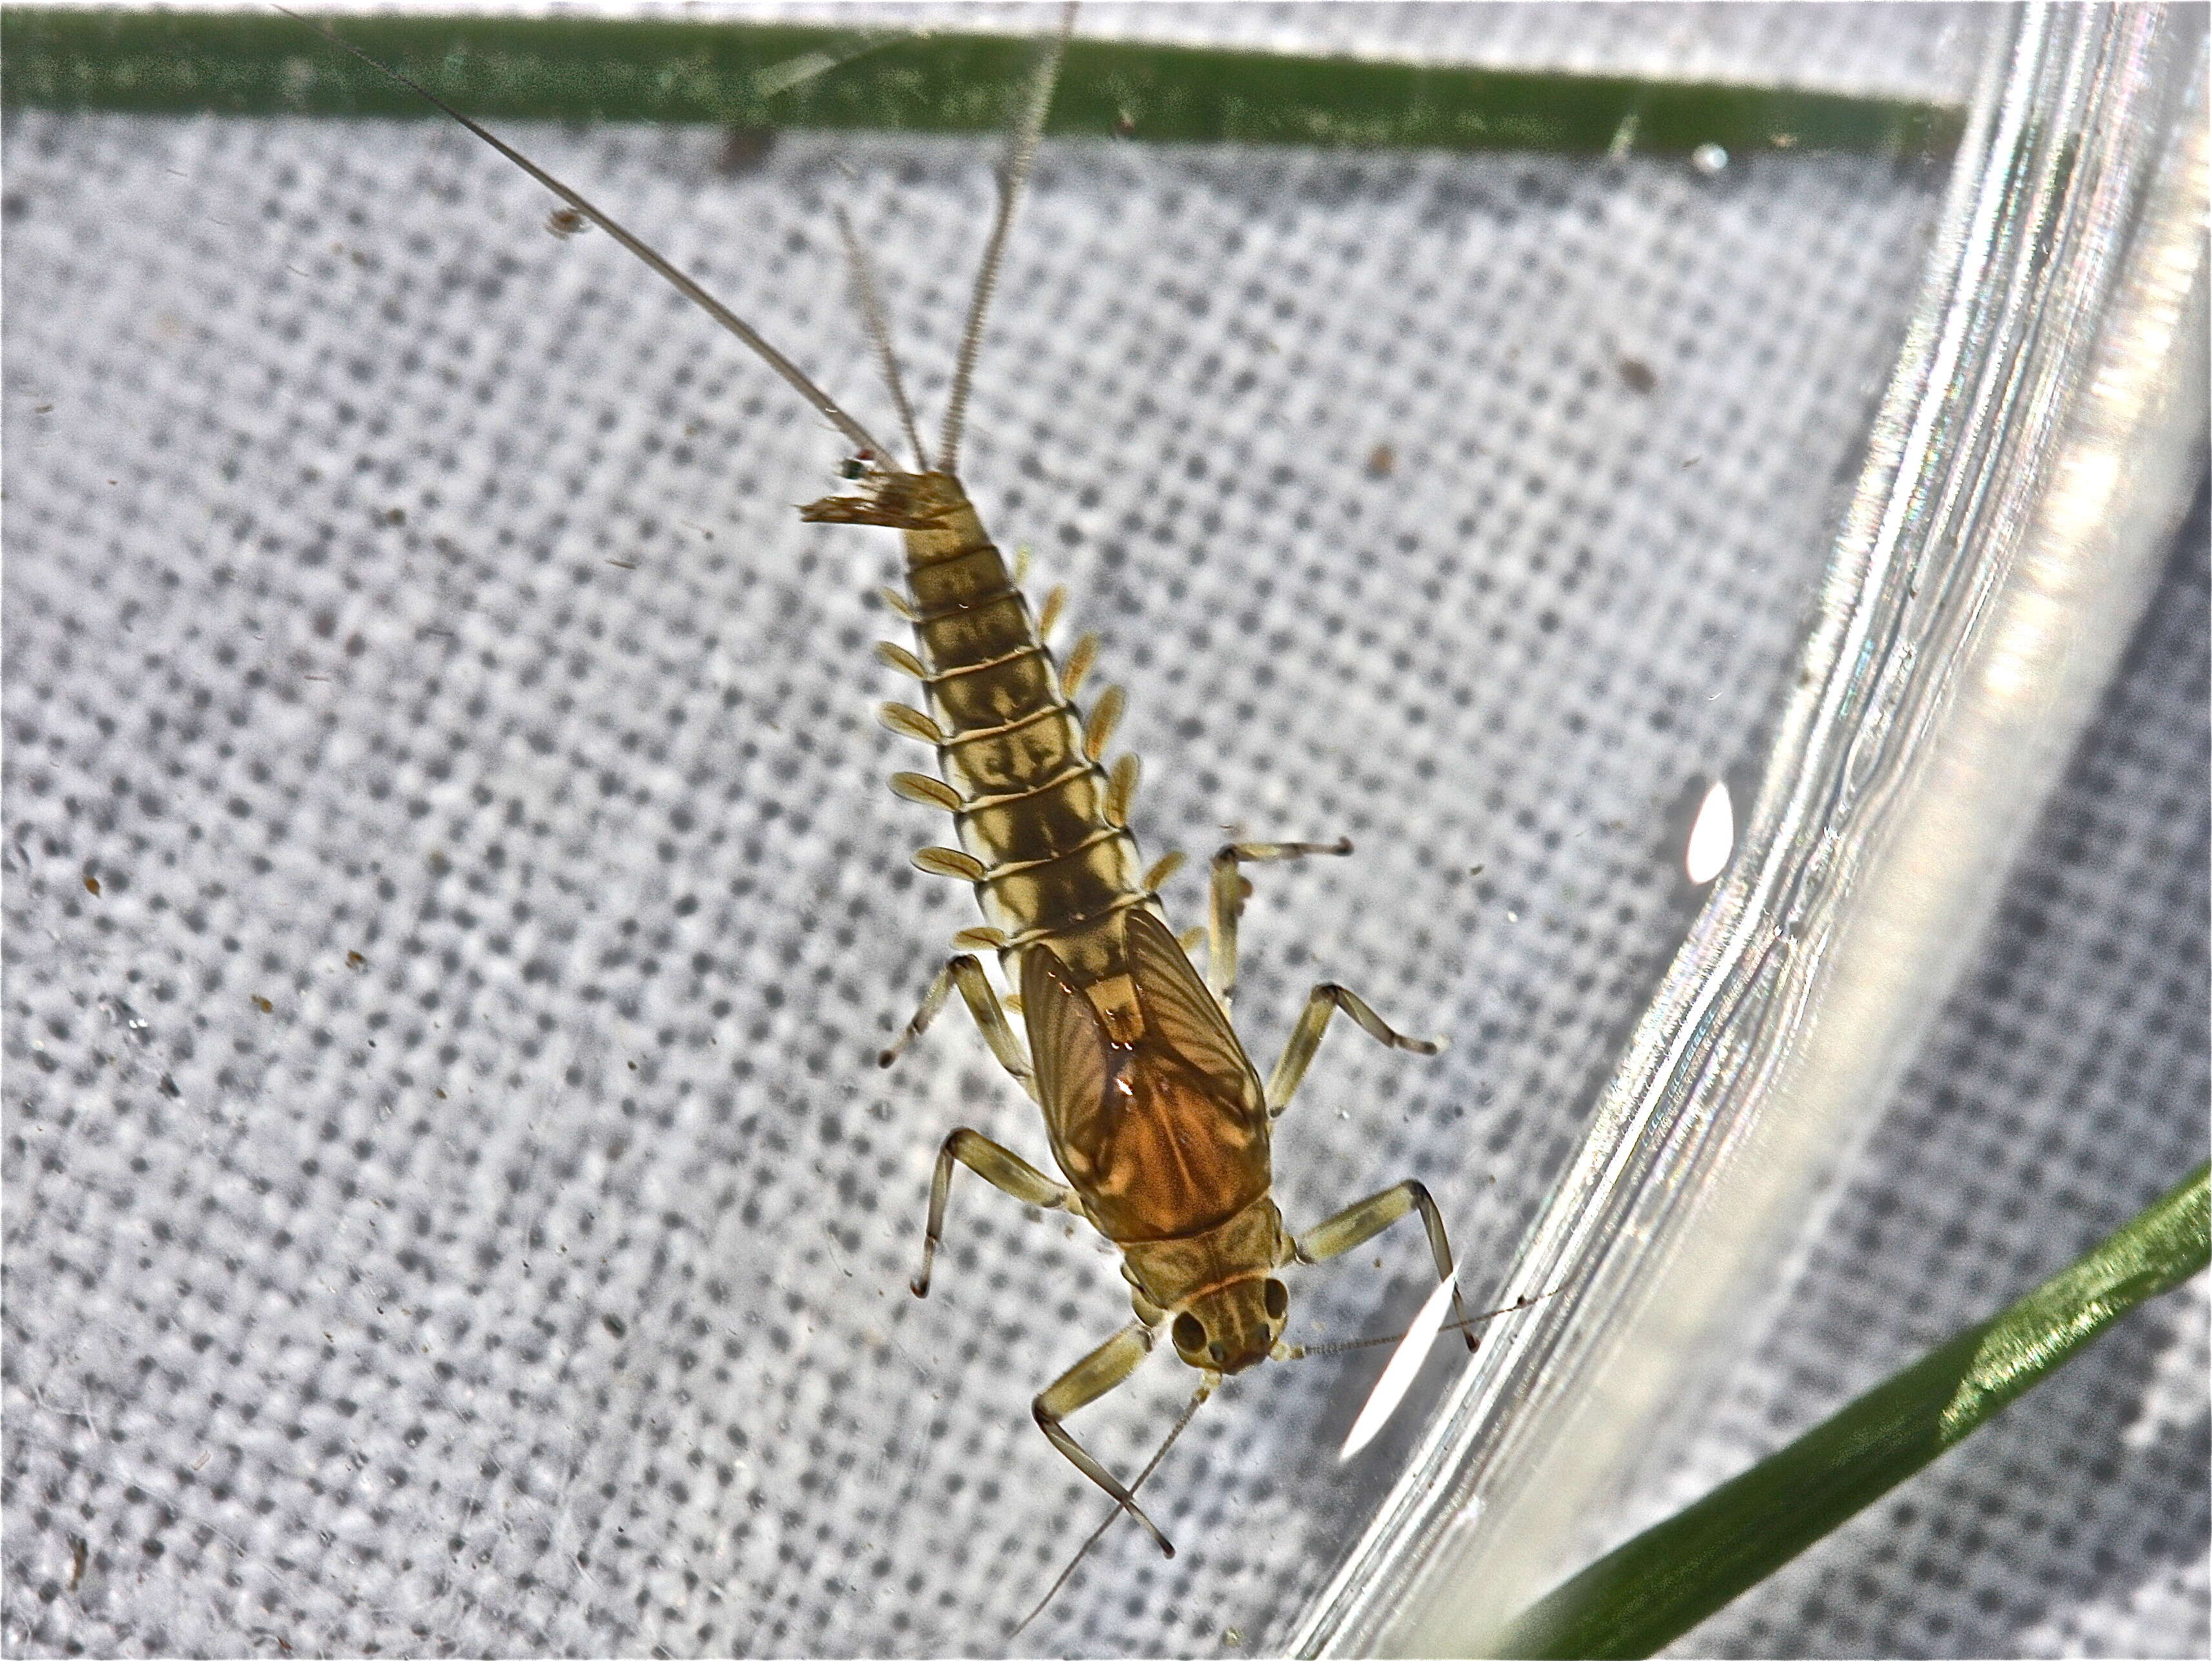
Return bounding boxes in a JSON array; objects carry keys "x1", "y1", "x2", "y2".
[{"x1": 4, "y1": 11, "x2": 2153, "y2": 1658}]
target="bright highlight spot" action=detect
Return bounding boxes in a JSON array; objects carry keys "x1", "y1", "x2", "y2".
[
  {"x1": 1685, "y1": 778, "x2": 1734, "y2": 885},
  {"x1": 1339, "y1": 1275, "x2": 1459, "y2": 1463}
]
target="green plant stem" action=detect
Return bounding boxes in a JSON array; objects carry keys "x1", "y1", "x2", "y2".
[
  {"x1": 1493, "y1": 1162, "x2": 2211, "y2": 1660},
  {"x1": 0, "y1": 7, "x2": 1962, "y2": 157}
]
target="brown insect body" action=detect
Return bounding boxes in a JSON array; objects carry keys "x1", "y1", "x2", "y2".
[
  {"x1": 299, "y1": 1, "x2": 1491, "y2": 1592},
  {"x1": 813, "y1": 472, "x2": 1147, "y2": 970},
  {"x1": 806, "y1": 470, "x2": 1292, "y2": 1374}
]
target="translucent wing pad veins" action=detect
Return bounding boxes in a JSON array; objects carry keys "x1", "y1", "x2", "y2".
[
  {"x1": 1121, "y1": 909, "x2": 1266, "y2": 1125},
  {"x1": 1023, "y1": 942, "x2": 1117, "y2": 1149}
]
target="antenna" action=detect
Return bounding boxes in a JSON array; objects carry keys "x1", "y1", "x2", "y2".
[
  {"x1": 1010, "y1": 1378, "x2": 1210, "y2": 1641},
  {"x1": 1283, "y1": 1289, "x2": 1548, "y2": 1360},
  {"x1": 937, "y1": 2, "x2": 1075, "y2": 476},
  {"x1": 279, "y1": 7, "x2": 891, "y2": 462}
]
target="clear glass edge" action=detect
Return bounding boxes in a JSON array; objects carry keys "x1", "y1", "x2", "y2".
[{"x1": 1286, "y1": 3, "x2": 2212, "y2": 1654}]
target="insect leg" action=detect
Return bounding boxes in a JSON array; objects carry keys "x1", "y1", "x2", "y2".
[
  {"x1": 877, "y1": 953, "x2": 1035, "y2": 1092},
  {"x1": 911, "y1": 1128, "x2": 1083, "y2": 1298},
  {"x1": 1205, "y1": 837, "x2": 1354, "y2": 1004},
  {"x1": 1292, "y1": 1180, "x2": 1478, "y2": 1351},
  {"x1": 1033, "y1": 1322, "x2": 1179, "y2": 1556},
  {"x1": 1264, "y1": 983, "x2": 1445, "y2": 1118}
]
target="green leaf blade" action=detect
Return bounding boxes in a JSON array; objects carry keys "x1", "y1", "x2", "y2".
[
  {"x1": 1494, "y1": 1163, "x2": 2209, "y2": 1660},
  {"x1": 0, "y1": 7, "x2": 1961, "y2": 158}
]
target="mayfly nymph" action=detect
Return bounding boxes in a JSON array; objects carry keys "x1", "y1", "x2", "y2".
[{"x1": 299, "y1": 5, "x2": 1505, "y2": 1607}]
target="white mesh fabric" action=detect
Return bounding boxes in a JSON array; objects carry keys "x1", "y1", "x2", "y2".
[{"x1": 5, "y1": 9, "x2": 2195, "y2": 1658}]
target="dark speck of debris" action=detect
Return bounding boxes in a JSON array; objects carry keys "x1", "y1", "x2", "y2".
[
  {"x1": 717, "y1": 126, "x2": 777, "y2": 176},
  {"x1": 346, "y1": 951, "x2": 368, "y2": 969},
  {"x1": 1366, "y1": 444, "x2": 1396, "y2": 479},
  {"x1": 252, "y1": 996, "x2": 274, "y2": 1014},
  {"x1": 602, "y1": 1313, "x2": 628, "y2": 1338},
  {"x1": 546, "y1": 206, "x2": 590, "y2": 238},
  {"x1": 1616, "y1": 357, "x2": 1657, "y2": 394},
  {"x1": 68, "y1": 1536, "x2": 86, "y2": 1591},
  {"x1": 83, "y1": 874, "x2": 101, "y2": 896}
]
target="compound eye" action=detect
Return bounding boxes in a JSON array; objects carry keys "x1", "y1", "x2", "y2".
[
  {"x1": 1263, "y1": 1278, "x2": 1288, "y2": 1321},
  {"x1": 1172, "y1": 1313, "x2": 1206, "y2": 1354}
]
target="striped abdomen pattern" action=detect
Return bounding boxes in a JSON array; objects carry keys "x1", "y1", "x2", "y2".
[{"x1": 888, "y1": 475, "x2": 1148, "y2": 972}]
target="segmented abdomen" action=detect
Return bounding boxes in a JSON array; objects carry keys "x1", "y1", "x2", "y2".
[{"x1": 898, "y1": 487, "x2": 1146, "y2": 966}]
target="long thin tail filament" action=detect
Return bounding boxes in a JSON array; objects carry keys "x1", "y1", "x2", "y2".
[
  {"x1": 938, "y1": 2, "x2": 1075, "y2": 476},
  {"x1": 279, "y1": 6, "x2": 890, "y2": 461},
  {"x1": 835, "y1": 204, "x2": 929, "y2": 472}
]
